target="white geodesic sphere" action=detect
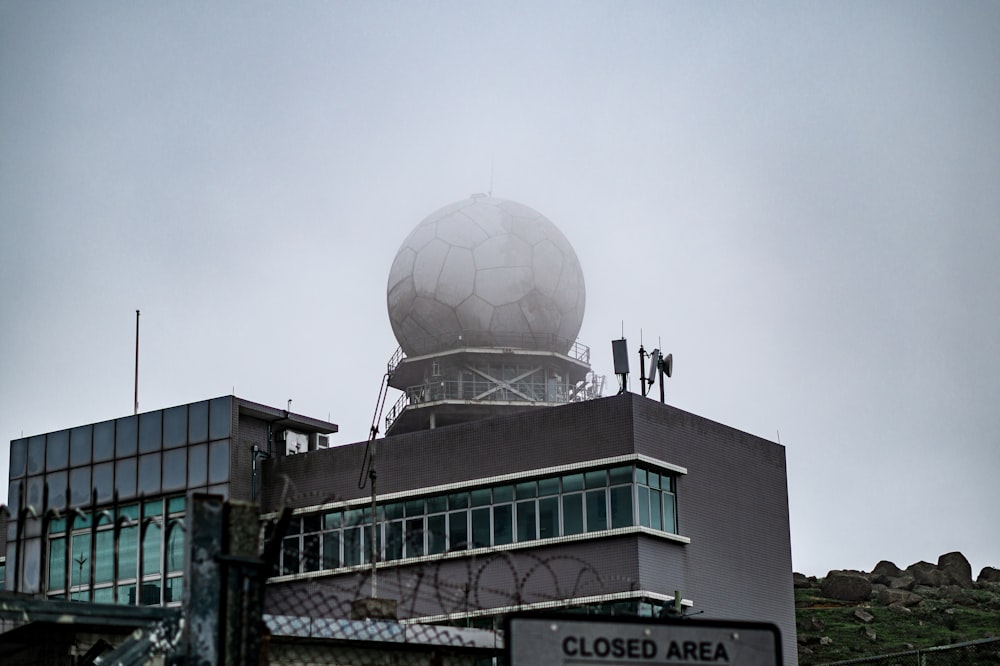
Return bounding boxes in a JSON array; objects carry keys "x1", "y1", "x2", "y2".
[{"x1": 387, "y1": 196, "x2": 586, "y2": 356}]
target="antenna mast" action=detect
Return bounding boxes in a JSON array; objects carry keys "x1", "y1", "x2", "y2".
[
  {"x1": 134, "y1": 310, "x2": 140, "y2": 415},
  {"x1": 359, "y1": 371, "x2": 392, "y2": 599}
]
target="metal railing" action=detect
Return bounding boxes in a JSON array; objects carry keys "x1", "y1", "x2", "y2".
[
  {"x1": 821, "y1": 637, "x2": 1000, "y2": 666},
  {"x1": 386, "y1": 333, "x2": 591, "y2": 374}
]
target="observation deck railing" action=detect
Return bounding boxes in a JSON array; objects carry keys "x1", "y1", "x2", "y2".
[{"x1": 386, "y1": 333, "x2": 590, "y2": 375}]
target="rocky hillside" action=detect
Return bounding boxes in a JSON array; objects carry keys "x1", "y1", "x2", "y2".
[{"x1": 794, "y1": 552, "x2": 1000, "y2": 664}]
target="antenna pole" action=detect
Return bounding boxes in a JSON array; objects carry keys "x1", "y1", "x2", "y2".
[{"x1": 134, "y1": 310, "x2": 140, "y2": 415}]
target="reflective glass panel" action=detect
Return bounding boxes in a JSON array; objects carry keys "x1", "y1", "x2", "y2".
[
  {"x1": 648, "y1": 471, "x2": 661, "y2": 490},
  {"x1": 26, "y1": 475, "x2": 43, "y2": 511},
  {"x1": 426, "y1": 496, "x2": 446, "y2": 513},
  {"x1": 562, "y1": 493, "x2": 584, "y2": 535},
  {"x1": 448, "y1": 511, "x2": 467, "y2": 550},
  {"x1": 516, "y1": 500, "x2": 536, "y2": 542},
  {"x1": 515, "y1": 481, "x2": 537, "y2": 499},
  {"x1": 609, "y1": 466, "x2": 632, "y2": 485},
  {"x1": 185, "y1": 443, "x2": 207, "y2": 488},
  {"x1": 586, "y1": 489, "x2": 608, "y2": 532},
  {"x1": 470, "y1": 488, "x2": 491, "y2": 507},
  {"x1": 95, "y1": 530, "x2": 114, "y2": 583},
  {"x1": 116, "y1": 458, "x2": 137, "y2": 500},
  {"x1": 562, "y1": 473, "x2": 584, "y2": 492},
  {"x1": 650, "y1": 490, "x2": 662, "y2": 529},
  {"x1": 138, "y1": 453, "x2": 161, "y2": 495},
  {"x1": 323, "y1": 511, "x2": 342, "y2": 530},
  {"x1": 384, "y1": 521, "x2": 402, "y2": 560},
  {"x1": 71, "y1": 532, "x2": 91, "y2": 588},
  {"x1": 584, "y1": 470, "x2": 607, "y2": 489},
  {"x1": 635, "y1": 468, "x2": 648, "y2": 486},
  {"x1": 209, "y1": 396, "x2": 232, "y2": 440},
  {"x1": 189, "y1": 401, "x2": 209, "y2": 444},
  {"x1": 637, "y1": 486, "x2": 650, "y2": 527},
  {"x1": 93, "y1": 462, "x2": 114, "y2": 504},
  {"x1": 47, "y1": 471, "x2": 67, "y2": 510},
  {"x1": 493, "y1": 485, "x2": 514, "y2": 503},
  {"x1": 303, "y1": 534, "x2": 320, "y2": 572},
  {"x1": 46, "y1": 431, "x2": 69, "y2": 472},
  {"x1": 143, "y1": 522, "x2": 161, "y2": 575},
  {"x1": 22, "y1": 538, "x2": 40, "y2": 592},
  {"x1": 163, "y1": 405, "x2": 187, "y2": 449},
  {"x1": 208, "y1": 440, "x2": 229, "y2": 484},
  {"x1": 69, "y1": 467, "x2": 91, "y2": 508},
  {"x1": 119, "y1": 525, "x2": 138, "y2": 580},
  {"x1": 93, "y1": 421, "x2": 115, "y2": 462},
  {"x1": 383, "y1": 503, "x2": 403, "y2": 520},
  {"x1": 493, "y1": 504, "x2": 513, "y2": 545},
  {"x1": 538, "y1": 477, "x2": 559, "y2": 496},
  {"x1": 303, "y1": 515, "x2": 321, "y2": 533},
  {"x1": 70, "y1": 426, "x2": 92, "y2": 466},
  {"x1": 471, "y1": 507, "x2": 490, "y2": 547},
  {"x1": 447, "y1": 492, "x2": 469, "y2": 510},
  {"x1": 27, "y1": 435, "x2": 45, "y2": 474},
  {"x1": 167, "y1": 496, "x2": 185, "y2": 514},
  {"x1": 94, "y1": 586, "x2": 114, "y2": 604},
  {"x1": 162, "y1": 448, "x2": 186, "y2": 492},
  {"x1": 427, "y1": 514, "x2": 446, "y2": 554},
  {"x1": 116, "y1": 416, "x2": 138, "y2": 457},
  {"x1": 49, "y1": 517, "x2": 66, "y2": 534},
  {"x1": 167, "y1": 522, "x2": 185, "y2": 573},
  {"x1": 343, "y1": 527, "x2": 362, "y2": 566},
  {"x1": 139, "y1": 411, "x2": 161, "y2": 453},
  {"x1": 404, "y1": 499, "x2": 425, "y2": 516},
  {"x1": 10, "y1": 439, "x2": 27, "y2": 478},
  {"x1": 610, "y1": 486, "x2": 633, "y2": 529},
  {"x1": 140, "y1": 582, "x2": 160, "y2": 606},
  {"x1": 7, "y1": 480, "x2": 20, "y2": 515},
  {"x1": 662, "y1": 493, "x2": 676, "y2": 533},
  {"x1": 322, "y1": 531, "x2": 341, "y2": 568},
  {"x1": 405, "y1": 518, "x2": 424, "y2": 557},
  {"x1": 49, "y1": 536, "x2": 66, "y2": 590},
  {"x1": 166, "y1": 576, "x2": 183, "y2": 603},
  {"x1": 118, "y1": 583, "x2": 136, "y2": 606},
  {"x1": 539, "y1": 497, "x2": 559, "y2": 539}
]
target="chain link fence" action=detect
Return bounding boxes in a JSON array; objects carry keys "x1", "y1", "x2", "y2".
[{"x1": 822, "y1": 637, "x2": 1000, "y2": 666}]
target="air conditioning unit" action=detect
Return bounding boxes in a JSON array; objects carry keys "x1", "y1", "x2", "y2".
[
  {"x1": 312, "y1": 433, "x2": 330, "y2": 450},
  {"x1": 283, "y1": 431, "x2": 309, "y2": 456}
]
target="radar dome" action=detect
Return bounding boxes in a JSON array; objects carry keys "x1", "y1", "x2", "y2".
[{"x1": 387, "y1": 196, "x2": 586, "y2": 357}]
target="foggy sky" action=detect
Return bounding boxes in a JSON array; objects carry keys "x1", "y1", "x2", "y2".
[{"x1": 1, "y1": 1, "x2": 998, "y2": 578}]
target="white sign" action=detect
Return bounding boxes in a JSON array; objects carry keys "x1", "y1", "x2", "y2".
[{"x1": 507, "y1": 614, "x2": 781, "y2": 666}]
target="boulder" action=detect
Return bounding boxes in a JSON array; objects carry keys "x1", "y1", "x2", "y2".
[
  {"x1": 793, "y1": 572, "x2": 815, "y2": 589},
  {"x1": 978, "y1": 566, "x2": 1000, "y2": 584},
  {"x1": 853, "y1": 608, "x2": 875, "y2": 624},
  {"x1": 938, "y1": 552, "x2": 974, "y2": 589},
  {"x1": 887, "y1": 602, "x2": 912, "y2": 614},
  {"x1": 906, "y1": 561, "x2": 948, "y2": 587},
  {"x1": 888, "y1": 574, "x2": 916, "y2": 590},
  {"x1": 877, "y1": 588, "x2": 922, "y2": 607},
  {"x1": 871, "y1": 560, "x2": 903, "y2": 585},
  {"x1": 821, "y1": 570, "x2": 873, "y2": 602}
]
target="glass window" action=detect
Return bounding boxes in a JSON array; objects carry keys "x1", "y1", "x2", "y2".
[
  {"x1": 143, "y1": 522, "x2": 161, "y2": 576},
  {"x1": 118, "y1": 583, "x2": 136, "y2": 606},
  {"x1": 427, "y1": 514, "x2": 446, "y2": 554},
  {"x1": 165, "y1": 576, "x2": 183, "y2": 604},
  {"x1": 7, "y1": 480, "x2": 20, "y2": 515},
  {"x1": 637, "y1": 486, "x2": 650, "y2": 527},
  {"x1": 426, "y1": 495, "x2": 446, "y2": 513},
  {"x1": 46, "y1": 430, "x2": 69, "y2": 472},
  {"x1": 70, "y1": 510, "x2": 92, "y2": 530},
  {"x1": 538, "y1": 477, "x2": 559, "y2": 496},
  {"x1": 27, "y1": 435, "x2": 46, "y2": 474},
  {"x1": 26, "y1": 475, "x2": 44, "y2": 510},
  {"x1": 448, "y1": 511, "x2": 467, "y2": 550},
  {"x1": 48, "y1": 536, "x2": 66, "y2": 590},
  {"x1": 184, "y1": 443, "x2": 206, "y2": 488},
  {"x1": 69, "y1": 467, "x2": 92, "y2": 508},
  {"x1": 281, "y1": 537, "x2": 300, "y2": 575},
  {"x1": 323, "y1": 511, "x2": 342, "y2": 530},
  {"x1": 163, "y1": 405, "x2": 187, "y2": 449},
  {"x1": 119, "y1": 525, "x2": 138, "y2": 581},
  {"x1": 93, "y1": 421, "x2": 115, "y2": 462},
  {"x1": 208, "y1": 440, "x2": 229, "y2": 484},
  {"x1": 635, "y1": 468, "x2": 648, "y2": 486},
  {"x1": 46, "y1": 471, "x2": 67, "y2": 510},
  {"x1": 447, "y1": 492, "x2": 469, "y2": 510},
  {"x1": 563, "y1": 494, "x2": 584, "y2": 535},
  {"x1": 138, "y1": 453, "x2": 161, "y2": 495},
  {"x1": 539, "y1": 497, "x2": 559, "y2": 539},
  {"x1": 116, "y1": 416, "x2": 138, "y2": 457},
  {"x1": 383, "y1": 503, "x2": 403, "y2": 520},
  {"x1": 384, "y1": 521, "x2": 402, "y2": 561},
  {"x1": 586, "y1": 489, "x2": 608, "y2": 532},
  {"x1": 516, "y1": 500, "x2": 536, "y2": 542},
  {"x1": 515, "y1": 481, "x2": 537, "y2": 499},
  {"x1": 116, "y1": 458, "x2": 137, "y2": 500},
  {"x1": 471, "y1": 507, "x2": 490, "y2": 547},
  {"x1": 343, "y1": 526, "x2": 362, "y2": 566},
  {"x1": 303, "y1": 534, "x2": 321, "y2": 572},
  {"x1": 493, "y1": 485, "x2": 514, "y2": 503},
  {"x1": 167, "y1": 496, "x2": 185, "y2": 514},
  {"x1": 562, "y1": 473, "x2": 584, "y2": 492},
  {"x1": 662, "y1": 493, "x2": 676, "y2": 533},
  {"x1": 138, "y1": 411, "x2": 162, "y2": 453},
  {"x1": 21, "y1": 537, "x2": 41, "y2": 592},
  {"x1": 71, "y1": 532, "x2": 92, "y2": 588},
  {"x1": 166, "y1": 522, "x2": 185, "y2": 573},
  {"x1": 209, "y1": 396, "x2": 232, "y2": 440},
  {"x1": 70, "y1": 426, "x2": 93, "y2": 466},
  {"x1": 140, "y1": 582, "x2": 161, "y2": 606},
  {"x1": 302, "y1": 515, "x2": 321, "y2": 533},
  {"x1": 10, "y1": 439, "x2": 27, "y2": 478},
  {"x1": 609, "y1": 466, "x2": 632, "y2": 485},
  {"x1": 405, "y1": 518, "x2": 424, "y2": 557},
  {"x1": 650, "y1": 490, "x2": 662, "y2": 529},
  {"x1": 343, "y1": 508, "x2": 365, "y2": 526},
  {"x1": 93, "y1": 462, "x2": 114, "y2": 504},
  {"x1": 162, "y1": 449, "x2": 186, "y2": 492},
  {"x1": 323, "y1": 531, "x2": 341, "y2": 568},
  {"x1": 404, "y1": 499, "x2": 425, "y2": 516},
  {"x1": 610, "y1": 486, "x2": 633, "y2": 529},
  {"x1": 95, "y1": 530, "x2": 114, "y2": 583},
  {"x1": 493, "y1": 504, "x2": 513, "y2": 545},
  {"x1": 470, "y1": 488, "x2": 491, "y2": 507},
  {"x1": 49, "y1": 517, "x2": 66, "y2": 534},
  {"x1": 648, "y1": 471, "x2": 661, "y2": 491},
  {"x1": 189, "y1": 401, "x2": 210, "y2": 444},
  {"x1": 584, "y1": 469, "x2": 607, "y2": 489}
]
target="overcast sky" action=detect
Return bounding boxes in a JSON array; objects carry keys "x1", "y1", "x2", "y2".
[{"x1": 2, "y1": 2, "x2": 998, "y2": 579}]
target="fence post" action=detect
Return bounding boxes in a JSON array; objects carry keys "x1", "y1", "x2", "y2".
[{"x1": 184, "y1": 494, "x2": 225, "y2": 666}]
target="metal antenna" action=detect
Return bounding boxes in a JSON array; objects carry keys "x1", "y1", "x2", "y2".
[
  {"x1": 134, "y1": 310, "x2": 140, "y2": 415},
  {"x1": 489, "y1": 156, "x2": 494, "y2": 197},
  {"x1": 359, "y1": 371, "x2": 392, "y2": 599}
]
